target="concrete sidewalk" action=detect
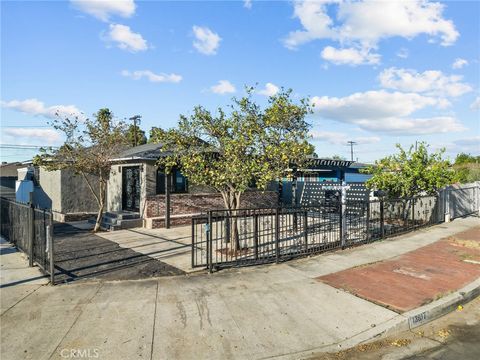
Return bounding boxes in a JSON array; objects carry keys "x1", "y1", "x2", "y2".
[{"x1": 0, "y1": 217, "x2": 478, "y2": 360}]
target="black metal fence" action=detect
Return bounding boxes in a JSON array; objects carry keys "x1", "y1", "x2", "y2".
[
  {"x1": 192, "y1": 195, "x2": 442, "y2": 271},
  {"x1": 1, "y1": 197, "x2": 55, "y2": 283}
]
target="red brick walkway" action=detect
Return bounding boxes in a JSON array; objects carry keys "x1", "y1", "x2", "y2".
[{"x1": 318, "y1": 226, "x2": 480, "y2": 313}]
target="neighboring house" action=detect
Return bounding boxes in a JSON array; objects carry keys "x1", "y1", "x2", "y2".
[
  {"x1": 106, "y1": 143, "x2": 279, "y2": 229},
  {"x1": 0, "y1": 161, "x2": 25, "y2": 199},
  {"x1": 16, "y1": 165, "x2": 98, "y2": 222},
  {"x1": 281, "y1": 158, "x2": 373, "y2": 206}
]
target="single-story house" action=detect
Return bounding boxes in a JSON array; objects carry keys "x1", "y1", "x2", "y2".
[
  {"x1": 0, "y1": 161, "x2": 26, "y2": 199},
  {"x1": 106, "y1": 143, "x2": 279, "y2": 229},
  {"x1": 281, "y1": 158, "x2": 373, "y2": 206}
]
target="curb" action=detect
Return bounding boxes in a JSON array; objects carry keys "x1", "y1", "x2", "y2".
[{"x1": 273, "y1": 278, "x2": 480, "y2": 360}]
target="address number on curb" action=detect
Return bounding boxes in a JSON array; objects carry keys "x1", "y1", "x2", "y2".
[{"x1": 409, "y1": 311, "x2": 428, "y2": 328}]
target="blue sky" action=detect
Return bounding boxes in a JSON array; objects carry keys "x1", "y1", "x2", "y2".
[{"x1": 1, "y1": 0, "x2": 479, "y2": 163}]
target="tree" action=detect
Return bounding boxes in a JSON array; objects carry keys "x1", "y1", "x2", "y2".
[
  {"x1": 152, "y1": 88, "x2": 313, "y2": 249},
  {"x1": 364, "y1": 142, "x2": 455, "y2": 197},
  {"x1": 126, "y1": 124, "x2": 147, "y2": 146},
  {"x1": 454, "y1": 153, "x2": 480, "y2": 183},
  {"x1": 363, "y1": 142, "x2": 456, "y2": 224},
  {"x1": 34, "y1": 108, "x2": 129, "y2": 232},
  {"x1": 127, "y1": 115, "x2": 147, "y2": 146}
]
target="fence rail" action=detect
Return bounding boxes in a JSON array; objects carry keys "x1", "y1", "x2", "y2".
[
  {"x1": 1, "y1": 197, "x2": 54, "y2": 283},
  {"x1": 192, "y1": 194, "x2": 444, "y2": 271}
]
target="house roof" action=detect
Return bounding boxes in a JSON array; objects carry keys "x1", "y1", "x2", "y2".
[
  {"x1": 0, "y1": 162, "x2": 25, "y2": 177},
  {"x1": 111, "y1": 143, "x2": 169, "y2": 161}
]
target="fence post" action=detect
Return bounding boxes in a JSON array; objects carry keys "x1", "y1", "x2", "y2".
[
  {"x1": 47, "y1": 224, "x2": 54, "y2": 285},
  {"x1": 253, "y1": 213, "x2": 259, "y2": 260},
  {"x1": 411, "y1": 198, "x2": 415, "y2": 228},
  {"x1": 340, "y1": 192, "x2": 346, "y2": 249},
  {"x1": 28, "y1": 203, "x2": 34, "y2": 267},
  {"x1": 365, "y1": 201, "x2": 370, "y2": 241},
  {"x1": 275, "y1": 207, "x2": 280, "y2": 263},
  {"x1": 303, "y1": 210, "x2": 308, "y2": 252},
  {"x1": 445, "y1": 189, "x2": 451, "y2": 223},
  {"x1": 207, "y1": 211, "x2": 213, "y2": 273},
  {"x1": 191, "y1": 219, "x2": 195, "y2": 269},
  {"x1": 380, "y1": 199, "x2": 385, "y2": 238}
]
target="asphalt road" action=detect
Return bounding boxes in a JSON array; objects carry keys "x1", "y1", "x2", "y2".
[{"x1": 312, "y1": 296, "x2": 480, "y2": 360}]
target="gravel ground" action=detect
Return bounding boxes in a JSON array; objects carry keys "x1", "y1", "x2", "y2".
[{"x1": 53, "y1": 223, "x2": 185, "y2": 283}]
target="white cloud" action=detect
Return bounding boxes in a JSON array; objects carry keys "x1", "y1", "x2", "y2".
[
  {"x1": 452, "y1": 58, "x2": 468, "y2": 69},
  {"x1": 257, "y1": 83, "x2": 279, "y2": 96},
  {"x1": 210, "y1": 80, "x2": 236, "y2": 94},
  {"x1": 396, "y1": 48, "x2": 409, "y2": 59},
  {"x1": 311, "y1": 90, "x2": 464, "y2": 135},
  {"x1": 379, "y1": 67, "x2": 472, "y2": 98},
  {"x1": 355, "y1": 116, "x2": 465, "y2": 135},
  {"x1": 312, "y1": 90, "x2": 447, "y2": 121},
  {"x1": 284, "y1": 1, "x2": 458, "y2": 65},
  {"x1": 321, "y1": 46, "x2": 380, "y2": 66},
  {"x1": 2, "y1": 128, "x2": 61, "y2": 145},
  {"x1": 1, "y1": 98, "x2": 84, "y2": 120},
  {"x1": 244, "y1": 0, "x2": 252, "y2": 9},
  {"x1": 105, "y1": 24, "x2": 149, "y2": 52},
  {"x1": 70, "y1": 0, "x2": 136, "y2": 22},
  {"x1": 121, "y1": 70, "x2": 182, "y2": 83},
  {"x1": 192, "y1": 26, "x2": 221, "y2": 55},
  {"x1": 310, "y1": 130, "x2": 380, "y2": 145},
  {"x1": 470, "y1": 96, "x2": 480, "y2": 110},
  {"x1": 453, "y1": 136, "x2": 480, "y2": 147}
]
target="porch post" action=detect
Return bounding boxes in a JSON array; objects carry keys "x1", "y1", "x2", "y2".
[{"x1": 165, "y1": 171, "x2": 171, "y2": 229}]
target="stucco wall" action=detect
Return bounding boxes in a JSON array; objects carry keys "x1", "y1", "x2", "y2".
[
  {"x1": 36, "y1": 168, "x2": 62, "y2": 211},
  {"x1": 60, "y1": 170, "x2": 98, "y2": 214},
  {"x1": 107, "y1": 162, "x2": 156, "y2": 217}
]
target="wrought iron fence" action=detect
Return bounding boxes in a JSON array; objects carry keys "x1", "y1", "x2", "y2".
[
  {"x1": 0, "y1": 197, "x2": 55, "y2": 283},
  {"x1": 192, "y1": 195, "x2": 443, "y2": 271}
]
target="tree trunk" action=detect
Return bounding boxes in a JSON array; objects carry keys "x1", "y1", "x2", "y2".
[
  {"x1": 220, "y1": 190, "x2": 242, "y2": 251},
  {"x1": 93, "y1": 201, "x2": 105, "y2": 232},
  {"x1": 93, "y1": 180, "x2": 106, "y2": 232}
]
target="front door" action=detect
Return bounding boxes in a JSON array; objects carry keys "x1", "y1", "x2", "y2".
[{"x1": 122, "y1": 166, "x2": 141, "y2": 212}]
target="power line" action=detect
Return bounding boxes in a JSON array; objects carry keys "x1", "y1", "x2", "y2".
[{"x1": 0, "y1": 144, "x2": 59, "y2": 150}]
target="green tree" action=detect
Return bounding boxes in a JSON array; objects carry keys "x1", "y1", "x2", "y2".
[
  {"x1": 152, "y1": 88, "x2": 313, "y2": 249},
  {"x1": 126, "y1": 115, "x2": 147, "y2": 146},
  {"x1": 34, "y1": 108, "x2": 129, "y2": 232},
  {"x1": 364, "y1": 142, "x2": 456, "y2": 198},
  {"x1": 126, "y1": 124, "x2": 147, "y2": 146},
  {"x1": 454, "y1": 153, "x2": 480, "y2": 183},
  {"x1": 363, "y1": 142, "x2": 456, "y2": 224}
]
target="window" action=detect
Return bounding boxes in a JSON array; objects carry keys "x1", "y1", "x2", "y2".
[{"x1": 156, "y1": 168, "x2": 188, "y2": 194}]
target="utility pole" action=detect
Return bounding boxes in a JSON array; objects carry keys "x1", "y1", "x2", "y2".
[
  {"x1": 347, "y1": 141, "x2": 357, "y2": 162},
  {"x1": 129, "y1": 115, "x2": 142, "y2": 147}
]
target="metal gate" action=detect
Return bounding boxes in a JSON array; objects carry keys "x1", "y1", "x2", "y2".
[{"x1": 448, "y1": 185, "x2": 479, "y2": 219}]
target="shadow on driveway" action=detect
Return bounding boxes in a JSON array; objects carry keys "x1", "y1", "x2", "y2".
[{"x1": 53, "y1": 223, "x2": 185, "y2": 283}]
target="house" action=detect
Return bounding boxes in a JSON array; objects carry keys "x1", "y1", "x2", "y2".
[
  {"x1": 281, "y1": 158, "x2": 373, "y2": 206},
  {"x1": 105, "y1": 143, "x2": 279, "y2": 229},
  {"x1": 0, "y1": 161, "x2": 25, "y2": 199}
]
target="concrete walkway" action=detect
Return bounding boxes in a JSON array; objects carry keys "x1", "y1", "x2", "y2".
[
  {"x1": 95, "y1": 225, "x2": 193, "y2": 273},
  {"x1": 0, "y1": 217, "x2": 479, "y2": 360}
]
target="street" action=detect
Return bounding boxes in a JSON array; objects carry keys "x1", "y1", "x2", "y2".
[{"x1": 312, "y1": 296, "x2": 480, "y2": 360}]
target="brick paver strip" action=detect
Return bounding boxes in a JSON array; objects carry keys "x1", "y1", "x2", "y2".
[{"x1": 317, "y1": 226, "x2": 480, "y2": 313}]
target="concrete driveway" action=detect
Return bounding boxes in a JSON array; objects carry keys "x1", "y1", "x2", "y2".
[{"x1": 95, "y1": 225, "x2": 194, "y2": 273}]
